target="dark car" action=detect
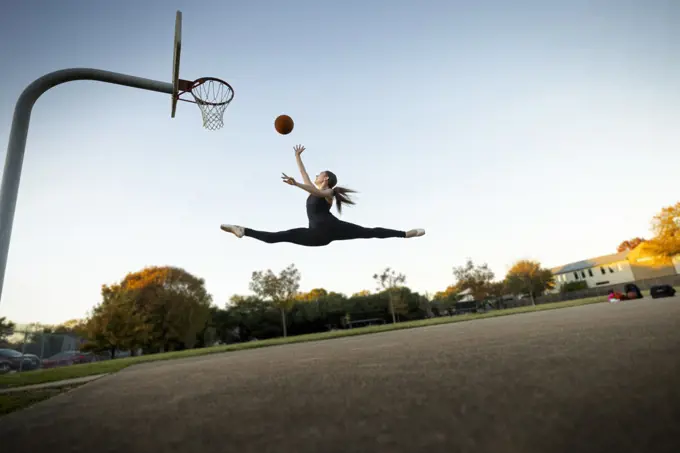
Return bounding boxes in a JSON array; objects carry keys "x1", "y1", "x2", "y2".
[
  {"x1": 0, "y1": 348, "x2": 42, "y2": 373},
  {"x1": 650, "y1": 284, "x2": 677, "y2": 299},
  {"x1": 41, "y1": 350, "x2": 97, "y2": 368}
]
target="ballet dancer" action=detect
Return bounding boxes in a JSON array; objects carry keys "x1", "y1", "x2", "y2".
[{"x1": 220, "y1": 145, "x2": 425, "y2": 246}]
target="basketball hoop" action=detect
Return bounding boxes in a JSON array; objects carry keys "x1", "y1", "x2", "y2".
[
  {"x1": 175, "y1": 77, "x2": 234, "y2": 130},
  {"x1": 170, "y1": 11, "x2": 234, "y2": 130}
]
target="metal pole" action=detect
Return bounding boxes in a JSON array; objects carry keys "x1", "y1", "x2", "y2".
[
  {"x1": 19, "y1": 329, "x2": 27, "y2": 372},
  {"x1": 0, "y1": 69, "x2": 173, "y2": 304},
  {"x1": 40, "y1": 330, "x2": 45, "y2": 361}
]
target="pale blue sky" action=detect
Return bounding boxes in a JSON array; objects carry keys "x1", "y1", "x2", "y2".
[{"x1": 0, "y1": 0, "x2": 678, "y2": 324}]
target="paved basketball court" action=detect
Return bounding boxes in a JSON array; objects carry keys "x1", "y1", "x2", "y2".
[{"x1": 1, "y1": 297, "x2": 679, "y2": 453}]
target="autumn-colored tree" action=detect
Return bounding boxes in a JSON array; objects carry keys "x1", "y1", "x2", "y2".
[
  {"x1": 84, "y1": 290, "x2": 150, "y2": 358},
  {"x1": 504, "y1": 260, "x2": 554, "y2": 306},
  {"x1": 616, "y1": 237, "x2": 647, "y2": 253},
  {"x1": 99, "y1": 266, "x2": 213, "y2": 352},
  {"x1": 249, "y1": 264, "x2": 301, "y2": 338},
  {"x1": 295, "y1": 288, "x2": 328, "y2": 302},
  {"x1": 430, "y1": 285, "x2": 460, "y2": 316},
  {"x1": 373, "y1": 267, "x2": 407, "y2": 324},
  {"x1": 452, "y1": 259, "x2": 495, "y2": 301},
  {"x1": 648, "y1": 202, "x2": 680, "y2": 258},
  {"x1": 351, "y1": 290, "x2": 371, "y2": 298},
  {"x1": 432, "y1": 285, "x2": 459, "y2": 301}
]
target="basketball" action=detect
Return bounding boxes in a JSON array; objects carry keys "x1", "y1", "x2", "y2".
[{"x1": 275, "y1": 115, "x2": 294, "y2": 135}]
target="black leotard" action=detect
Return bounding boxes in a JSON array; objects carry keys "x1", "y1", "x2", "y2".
[
  {"x1": 305, "y1": 192, "x2": 335, "y2": 228},
  {"x1": 243, "y1": 193, "x2": 406, "y2": 247}
]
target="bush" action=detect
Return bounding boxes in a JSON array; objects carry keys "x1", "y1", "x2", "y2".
[{"x1": 560, "y1": 281, "x2": 588, "y2": 293}]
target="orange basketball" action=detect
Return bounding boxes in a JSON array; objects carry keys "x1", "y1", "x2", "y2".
[{"x1": 275, "y1": 114, "x2": 294, "y2": 135}]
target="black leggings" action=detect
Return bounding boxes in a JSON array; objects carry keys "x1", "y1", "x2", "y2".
[{"x1": 244, "y1": 220, "x2": 406, "y2": 247}]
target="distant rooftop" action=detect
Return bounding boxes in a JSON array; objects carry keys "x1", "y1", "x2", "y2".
[{"x1": 551, "y1": 250, "x2": 631, "y2": 275}]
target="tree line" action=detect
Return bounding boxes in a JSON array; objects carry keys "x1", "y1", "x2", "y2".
[
  {"x1": 1, "y1": 201, "x2": 677, "y2": 358},
  {"x1": 0, "y1": 260, "x2": 557, "y2": 357}
]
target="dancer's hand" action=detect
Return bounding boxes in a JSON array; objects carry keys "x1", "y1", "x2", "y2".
[
  {"x1": 281, "y1": 172, "x2": 296, "y2": 186},
  {"x1": 293, "y1": 144, "x2": 305, "y2": 156}
]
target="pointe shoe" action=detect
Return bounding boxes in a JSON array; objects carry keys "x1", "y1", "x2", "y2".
[
  {"x1": 405, "y1": 229, "x2": 426, "y2": 238},
  {"x1": 220, "y1": 224, "x2": 245, "y2": 238}
]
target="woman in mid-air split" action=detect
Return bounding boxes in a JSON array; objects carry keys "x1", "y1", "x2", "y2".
[{"x1": 220, "y1": 145, "x2": 426, "y2": 246}]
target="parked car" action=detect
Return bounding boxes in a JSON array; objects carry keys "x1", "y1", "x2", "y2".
[
  {"x1": 650, "y1": 285, "x2": 677, "y2": 299},
  {"x1": 0, "y1": 348, "x2": 42, "y2": 373},
  {"x1": 41, "y1": 350, "x2": 97, "y2": 368}
]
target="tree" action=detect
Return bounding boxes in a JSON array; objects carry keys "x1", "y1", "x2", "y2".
[
  {"x1": 649, "y1": 202, "x2": 680, "y2": 258},
  {"x1": 28, "y1": 318, "x2": 89, "y2": 345},
  {"x1": 83, "y1": 290, "x2": 150, "y2": 358},
  {"x1": 452, "y1": 259, "x2": 495, "y2": 301},
  {"x1": 295, "y1": 288, "x2": 328, "y2": 302},
  {"x1": 421, "y1": 292, "x2": 434, "y2": 318},
  {"x1": 222, "y1": 295, "x2": 283, "y2": 341},
  {"x1": 617, "y1": 237, "x2": 647, "y2": 253},
  {"x1": 432, "y1": 285, "x2": 459, "y2": 302},
  {"x1": 58, "y1": 319, "x2": 88, "y2": 333},
  {"x1": 249, "y1": 264, "x2": 301, "y2": 338},
  {"x1": 351, "y1": 290, "x2": 371, "y2": 298},
  {"x1": 431, "y1": 285, "x2": 460, "y2": 315},
  {"x1": 481, "y1": 281, "x2": 507, "y2": 308},
  {"x1": 504, "y1": 260, "x2": 554, "y2": 306},
  {"x1": 100, "y1": 266, "x2": 213, "y2": 352},
  {"x1": 39, "y1": 319, "x2": 87, "y2": 336},
  {"x1": 0, "y1": 317, "x2": 15, "y2": 345},
  {"x1": 373, "y1": 267, "x2": 406, "y2": 324},
  {"x1": 487, "y1": 281, "x2": 506, "y2": 298},
  {"x1": 228, "y1": 294, "x2": 269, "y2": 313},
  {"x1": 481, "y1": 281, "x2": 509, "y2": 309}
]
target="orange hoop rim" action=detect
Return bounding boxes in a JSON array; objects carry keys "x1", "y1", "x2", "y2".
[{"x1": 175, "y1": 77, "x2": 235, "y2": 106}]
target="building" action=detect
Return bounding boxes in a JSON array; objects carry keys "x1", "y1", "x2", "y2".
[
  {"x1": 456, "y1": 288, "x2": 475, "y2": 302},
  {"x1": 550, "y1": 251, "x2": 634, "y2": 291},
  {"x1": 7, "y1": 324, "x2": 86, "y2": 358},
  {"x1": 550, "y1": 243, "x2": 680, "y2": 292}
]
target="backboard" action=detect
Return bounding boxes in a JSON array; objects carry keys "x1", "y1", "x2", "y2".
[
  {"x1": 168, "y1": 10, "x2": 234, "y2": 129},
  {"x1": 171, "y1": 10, "x2": 182, "y2": 118}
]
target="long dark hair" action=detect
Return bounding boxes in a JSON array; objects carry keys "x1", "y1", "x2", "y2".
[{"x1": 325, "y1": 170, "x2": 356, "y2": 214}]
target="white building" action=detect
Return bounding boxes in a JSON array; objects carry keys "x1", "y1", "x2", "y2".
[
  {"x1": 550, "y1": 244, "x2": 680, "y2": 292},
  {"x1": 456, "y1": 288, "x2": 475, "y2": 302},
  {"x1": 550, "y1": 251, "x2": 635, "y2": 291}
]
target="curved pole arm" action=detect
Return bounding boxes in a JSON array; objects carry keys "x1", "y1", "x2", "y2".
[{"x1": 0, "y1": 68, "x2": 173, "y2": 304}]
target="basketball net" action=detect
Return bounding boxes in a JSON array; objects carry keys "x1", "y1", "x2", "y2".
[{"x1": 190, "y1": 79, "x2": 234, "y2": 130}]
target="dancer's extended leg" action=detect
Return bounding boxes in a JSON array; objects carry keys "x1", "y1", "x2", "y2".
[
  {"x1": 330, "y1": 220, "x2": 413, "y2": 241},
  {"x1": 221, "y1": 225, "x2": 331, "y2": 247}
]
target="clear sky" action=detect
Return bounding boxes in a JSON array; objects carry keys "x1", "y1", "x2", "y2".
[{"x1": 0, "y1": 0, "x2": 678, "y2": 325}]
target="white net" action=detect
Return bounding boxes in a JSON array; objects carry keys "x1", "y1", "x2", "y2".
[{"x1": 190, "y1": 78, "x2": 234, "y2": 130}]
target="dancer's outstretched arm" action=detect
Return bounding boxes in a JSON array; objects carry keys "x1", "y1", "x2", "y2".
[
  {"x1": 293, "y1": 145, "x2": 313, "y2": 185},
  {"x1": 281, "y1": 173, "x2": 332, "y2": 198},
  {"x1": 295, "y1": 181, "x2": 333, "y2": 197}
]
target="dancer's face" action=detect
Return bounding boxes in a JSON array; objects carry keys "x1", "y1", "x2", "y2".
[{"x1": 315, "y1": 172, "x2": 329, "y2": 188}]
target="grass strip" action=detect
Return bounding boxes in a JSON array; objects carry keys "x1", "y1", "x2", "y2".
[{"x1": 0, "y1": 386, "x2": 78, "y2": 416}]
